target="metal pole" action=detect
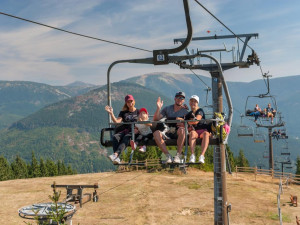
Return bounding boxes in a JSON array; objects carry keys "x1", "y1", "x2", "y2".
[
  {"x1": 268, "y1": 127, "x2": 273, "y2": 170},
  {"x1": 211, "y1": 71, "x2": 228, "y2": 225}
]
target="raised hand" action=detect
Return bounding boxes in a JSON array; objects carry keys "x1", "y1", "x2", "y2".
[
  {"x1": 105, "y1": 105, "x2": 113, "y2": 114},
  {"x1": 156, "y1": 97, "x2": 163, "y2": 110}
]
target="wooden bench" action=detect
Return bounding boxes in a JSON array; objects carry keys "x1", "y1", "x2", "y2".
[{"x1": 51, "y1": 183, "x2": 99, "y2": 208}]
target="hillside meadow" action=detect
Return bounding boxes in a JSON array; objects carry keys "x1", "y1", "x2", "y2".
[{"x1": 0, "y1": 169, "x2": 299, "y2": 225}]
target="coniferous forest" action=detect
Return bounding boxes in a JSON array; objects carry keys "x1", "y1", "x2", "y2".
[{"x1": 0, "y1": 152, "x2": 76, "y2": 181}]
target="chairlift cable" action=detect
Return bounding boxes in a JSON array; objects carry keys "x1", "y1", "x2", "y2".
[
  {"x1": 193, "y1": 0, "x2": 255, "y2": 52},
  {"x1": 259, "y1": 65, "x2": 269, "y2": 91},
  {"x1": 98, "y1": 173, "x2": 144, "y2": 196},
  {"x1": 189, "y1": 69, "x2": 211, "y2": 90},
  {"x1": 0, "y1": 11, "x2": 152, "y2": 53}
]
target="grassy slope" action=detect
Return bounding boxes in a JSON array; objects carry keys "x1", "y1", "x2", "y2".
[{"x1": 1, "y1": 170, "x2": 299, "y2": 225}]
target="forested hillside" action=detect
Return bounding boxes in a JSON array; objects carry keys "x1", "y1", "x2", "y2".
[
  {"x1": 0, "y1": 81, "x2": 97, "y2": 130},
  {"x1": 0, "y1": 82, "x2": 173, "y2": 173},
  {"x1": 1, "y1": 74, "x2": 299, "y2": 173}
]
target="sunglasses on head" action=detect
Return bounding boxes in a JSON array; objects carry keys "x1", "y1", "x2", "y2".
[{"x1": 176, "y1": 96, "x2": 185, "y2": 100}]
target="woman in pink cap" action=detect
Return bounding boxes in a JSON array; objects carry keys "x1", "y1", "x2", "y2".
[{"x1": 105, "y1": 94, "x2": 139, "y2": 164}]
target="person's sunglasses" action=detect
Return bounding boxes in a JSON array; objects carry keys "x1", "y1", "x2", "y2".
[{"x1": 176, "y1": 96, "x2": 185, "y2": 100}]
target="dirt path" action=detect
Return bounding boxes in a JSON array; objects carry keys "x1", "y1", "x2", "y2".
[{"x1": 0, "y1": 169, "x2": 299, "y2": 225}]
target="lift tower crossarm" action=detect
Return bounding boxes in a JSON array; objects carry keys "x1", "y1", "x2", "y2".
[
  {"x1": 174, "y1": 33, "x2": 258, "y2": 42},
  {"x1": 174, "y1": 33, "x2": 259, "y2": 70}
]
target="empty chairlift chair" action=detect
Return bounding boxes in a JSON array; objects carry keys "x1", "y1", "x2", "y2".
[
  {"x1": 263, "y1": 150, "x2": 269, "y2": 158},
  {"x1": 237, "y1": 115, "x2": 254, "y2": 137},
  {"x1": 253, "y1": 128, "x2": 266, "y2": 143}
]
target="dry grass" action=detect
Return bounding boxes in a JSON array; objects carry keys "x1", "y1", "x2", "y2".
[{"x1": 0, "y1": 169, "x2": 299, "y2": 225}]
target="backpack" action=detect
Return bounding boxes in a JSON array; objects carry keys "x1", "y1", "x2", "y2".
[{"x1": 211, "y1": 112, "x2": 227, "y2": 141}]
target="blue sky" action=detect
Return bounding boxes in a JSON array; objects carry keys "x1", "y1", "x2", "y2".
[{"x1": 0, "y1": 0, "x2": 299, "y2": 85}]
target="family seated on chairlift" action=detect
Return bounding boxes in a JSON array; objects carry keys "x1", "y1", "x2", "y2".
[
  {"x1": 104, "y1": 92, "x2": 224, "y2": 165},
  {"x1": 247, "y1": 103, "x2": 276, "y2": 124},
  {"x1": 272, "y1": 129, "x2": 286, "y2": 140}
]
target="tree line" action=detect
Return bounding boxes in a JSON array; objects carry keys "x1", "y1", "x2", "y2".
[{"x1": 0, "y1": 152, "x2": 76, "y2": 181}]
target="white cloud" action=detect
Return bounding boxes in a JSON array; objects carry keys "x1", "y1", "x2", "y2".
[{"x1": 0, "y1": 0, "x2": 299, "y2": 85}]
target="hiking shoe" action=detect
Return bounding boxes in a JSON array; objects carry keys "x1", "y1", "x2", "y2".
[
  {"x1": 189, "y1": 154, "x2": 196, "y2": 163},
  {"x1": 108, "y1": 154, "x2": 117, "y2": 162},
  {"x1": 173, "y1": 153, "x2": 181, "y2": 163},
  {"x1": 113, "y1": 157, "x2": 121, "y2": 164},
  {"x1": 138, "y1": 145, "x2": 147, "y2": 153},
  {"x1": 199, "y1": 155, "x2": 205, "y2": 164},
  {"x1": 165, "y1": 154, "x2": 173, "y2": 163},
  {"x1": 130, "y1": 140, "x2": 137, "y2": 150}
]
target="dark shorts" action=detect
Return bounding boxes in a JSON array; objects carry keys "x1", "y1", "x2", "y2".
[{"x1": 195, "y1": 129, "x2": 207, "y2": 138}]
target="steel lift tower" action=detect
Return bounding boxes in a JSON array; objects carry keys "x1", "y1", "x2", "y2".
[{"x1": 174, "y1": 33, "x2": 259, "y2": 224}]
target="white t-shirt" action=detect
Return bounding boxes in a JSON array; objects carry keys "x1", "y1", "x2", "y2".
[{"x1": 136, "y1": 124, "x2": 152, "y2": 136}]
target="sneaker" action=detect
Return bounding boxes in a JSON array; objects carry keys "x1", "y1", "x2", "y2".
[
  {"x1": 189, "y1": 154, "x2": 195, "y2": 163},
  {"x1": 108, "y1": 154, "x2": 117, "y2": 162},
  {"x1": 165, "y1": 154, "x2": 173, "y2": 163},
  {"x1": 113, "y1": 157, "x2": 121, "y2": 164},
  {"x1": 199, "y1": 155, "x2": 205, "y2": 164},
  {"x1": 173, "y1": 153, "x2": 181, "y2": 163},
  {"x1": 138, "y1": 145, "x2": 147, "y2": 153},
  {"x1": 130, "y1": 140, "x2": 137, "y2": 150}
]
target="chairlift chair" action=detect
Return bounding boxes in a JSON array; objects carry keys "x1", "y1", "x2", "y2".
[
  {"x1": 280, "y1": 148, "x2": 290, "y2": 156},
  {"x1": 237, "y1": 115, "x2": 254, "y2": 137},
  {"x1": 237, "y1": 125, "x2": 254, "y2": 137},
  {"x1": 254, "y1": 133, "x2": 266, "y2": 143},
  {"x1": 277, "y1": 128, "x2": 288, "y2": 139},
  {"x1": 100, "y1": 0, "x2": 235, "y2": 168},
  {"x1": 281, "y1": 141, "x2": 289, "y2": 150},
  {"x1": 263, "y1": 150, "x2": 269, "y2": 158},
  {"x1": 253, "y1": 128, "x2": 266, "y2": 143},
  {"x1": 244, "y1": 95, "x2": 278, "y2": 124}
]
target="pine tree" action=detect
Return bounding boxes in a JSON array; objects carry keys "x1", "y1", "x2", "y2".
[
  {"x1": 29, "y1": 152, "x2": 41, "y2": 178},
  {"x1": 296, "y1": 156, "x2": 300, "y2": 175},
  {"x1": 40, "y1": 158, "x2": 48, "y2": 177},
  {"x1": 46, "y1": 159, "x2": 58, "y2": 176},
  {"x1": 0, "y1": 155, "x2": 12, "y2": 181},
  {"x1": 11, "y1": 155, "x2": 28, "y2": 179},
  {"x1": 57, "y1": 160, "x2": 67, "y2": 175},
  {"x1": 235, "y1": 149, "x2": 249, "y2": 167},
  {"x1": 66, "y1": 164, "x2": 74, "y2": 175},
  {"x1": 57, "y1": 160, "x2": 62, "y2": 175}
]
